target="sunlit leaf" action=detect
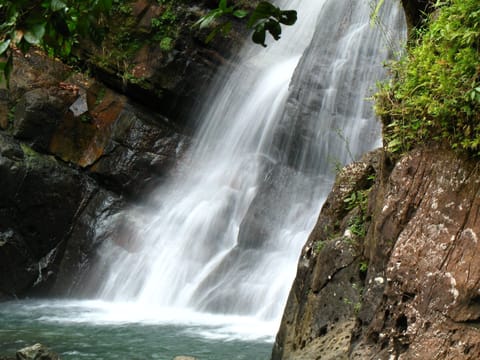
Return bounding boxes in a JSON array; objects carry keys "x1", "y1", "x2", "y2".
[
  {"x1": 233, "y1": 9, "x2": 248, "y2": 19},
  {"x1": 24, "y1": 22, "x2": 46, "y2": 44},
  {"x1": 50, "y1": 0, "x2": 67, "y2": 12},
  {"x1": 0, "y1": 39, "x2": 11, "y2": 55}
]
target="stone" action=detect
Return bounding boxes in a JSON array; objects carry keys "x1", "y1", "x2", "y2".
[
  {"x1": 88, "y1": 105, "x2": 188, "y2": 196},
  {"x1": 51, "y1": 188, "x2": 123, "y2": 296},
  {"x1": 0, "y1": 132, "x2": 102, "y2": 297},
  {"x1": 16, "y1": 343, "x2": 60, "y2": 360},
  {"x1": 273, "y1": 146, "x2": 480, "y2": 359},
  {"x1": 173, "y1": 356, "x2": 198, "y2": 360},
  {"x1": 13, "y1": 89, "x2": 65, "y2": 151}
]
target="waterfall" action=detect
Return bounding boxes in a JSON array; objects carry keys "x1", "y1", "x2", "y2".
[{"x1": 81, "y1": 0, "x2": 406, "y2": 335}]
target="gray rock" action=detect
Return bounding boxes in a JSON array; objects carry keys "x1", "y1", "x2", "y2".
[{"x1": 16, "y1": 343, "x2": 60, "y2": 360}]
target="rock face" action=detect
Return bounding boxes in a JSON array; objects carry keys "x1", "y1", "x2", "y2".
[
  {"x1": 0, "y1": 28, "x2": 191, "y2": 297},
  {"x1": 273, "y1": 146, "x2": 480, "y2": 359},
  {"x1": 0, "y1": 132, "x2": 122, "y2": 298},
  {"x1": 78, "y1": 0, "x2": 248, "y2": 123}
]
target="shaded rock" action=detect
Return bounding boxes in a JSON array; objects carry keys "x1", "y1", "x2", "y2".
[
  {"x1": 0, "y1": 89, "x2": 9, "y2": 129},
  {"x1": 16, "y1": 343, "x2": 60, "y2": 360},
  {"x1": 0, "y1": 132, "x2": 113, "y2": 297},
  {"x1": 51, "y1": 188, "x2": 124, "y2": 296},
  {"x1": 401, "y1": 0, "x2": 435, "y2": 30},
  {"x1": 13, "y1": 89, "x2": 66, "y2": 152}
]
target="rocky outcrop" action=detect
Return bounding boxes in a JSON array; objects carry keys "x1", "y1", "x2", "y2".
[
  {"x1": 273, "y1": 146, "x2": 480, "y2": 359},
  {"x1": 0, "y1": 33, "x2": 190, "y2": 297},
  {"x1": 0, "y1": 132, "x2": 115, "y2": 298},
  {"x1": 5, "y1": 50, "x2": 188, "y2": 197},
  {"x1": 78, "y1": 0, "x2": 248, "y2": 123}
]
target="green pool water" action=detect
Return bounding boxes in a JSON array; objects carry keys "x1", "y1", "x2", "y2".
[{"x1": 0, "y1": 300, "x2": 274, "y2": 359}]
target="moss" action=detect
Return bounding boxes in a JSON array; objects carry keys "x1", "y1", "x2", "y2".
[
  {"x1": 90, "y1": 0, "x2": 190, "y2": 81},
  {"x1": 20, "y1": 143, "x2": 57, "y2": 168},
  {"x1": 376, "y1": 0, "x2": 480, "y2": 156}
]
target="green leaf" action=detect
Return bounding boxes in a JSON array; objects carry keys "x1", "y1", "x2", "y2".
[
  {"x1": 219, "y1": 0, "x2": 227, "y2": 12},
  {"x1": 248, "y1": 1, "x2": 279, "y2": 27},
  {"x1": 0, "y1": 39, "x2": 11, "y2": 55},
  {"x1": 220, "y1": 21, "x2": 232, "y2": 36},
  {"x1": 387, "y1": 137, "x2": 402, "y2": 151},
  {"x1": 4, "y1": 54, "x2": 13, "y2": 85},
  {"x1": 24, "y1": 22, "x2": 46, "y2": 44},
  {"x1": 370, "y1": 0, "x2": 385, "y2": 26},
  {"x1": 252, "y1": 23, "x2": 267, "y2": 47},
  {"x1": 266, "y1": 19, "x2": 281, "y2": 40},
  {"x1": 279, "y1": 10, "x2": 297, "y2": 25},
  {"x1": 195, "y1": 9, "x2": 222, "y2": 29},
  {"x1": 233, "y1": 9, "x2": 249, "y2": 19},
  {"x1": 97, "y1": 0, "x2": 113, "y2": 12},
  {"x1": 50, "y1": 0, "x2": 67, "y2": 12},
  {"x1": 205, "y1": 27, "x2": 220, "y2": 43}
]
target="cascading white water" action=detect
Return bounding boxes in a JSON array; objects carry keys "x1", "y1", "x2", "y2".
[{"x1": 82, "y1": 0, "x2": 406, "y2": 336}]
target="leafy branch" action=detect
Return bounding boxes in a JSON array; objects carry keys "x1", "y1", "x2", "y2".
[
  {"x1": 0, "y1": 0, "x2": 113, "y2": 84},
  {"x1": 194, "y1": 0, "x2": 297, "y2": 47}
]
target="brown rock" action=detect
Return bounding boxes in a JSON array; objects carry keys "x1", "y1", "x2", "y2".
[{"x1": 273, "y1": 146, "x2": 480, "y2": 359}]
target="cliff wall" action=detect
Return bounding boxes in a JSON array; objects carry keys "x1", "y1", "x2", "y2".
[{"x1": 272, "y1": 146, "x2": 480, "y2": 359}]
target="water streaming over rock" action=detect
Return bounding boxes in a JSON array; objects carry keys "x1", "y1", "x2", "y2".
[{"x1": 81, "y1": 0, "x2": 406, "y2": 334}]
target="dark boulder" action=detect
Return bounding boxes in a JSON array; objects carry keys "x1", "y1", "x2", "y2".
[{"x1": 0, "y1": 133, "x2": 113, "y2": 298}]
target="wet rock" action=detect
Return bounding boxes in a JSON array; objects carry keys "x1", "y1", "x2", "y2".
[
  {"x1": 13, "y1": 89, "x2": 66, "y2": 152},
  {"x1": 5, "y1": 50, "x2": 188, "y2": 197},
  {"x1": 87, "y1": 103, "x2": 188, "y2": 196},
  {"x1": 51, "y1": 188, "x2": 124, "y2": 296},
  {"x1": 0, "y1": 133, "x2": 104, "y2": 297},
  {"x1": 16, "y1": 343, "x2": 60, "y2": 360},
  {"x1": 43, "y1": 80, "x2": 188, "y2": 196}
]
